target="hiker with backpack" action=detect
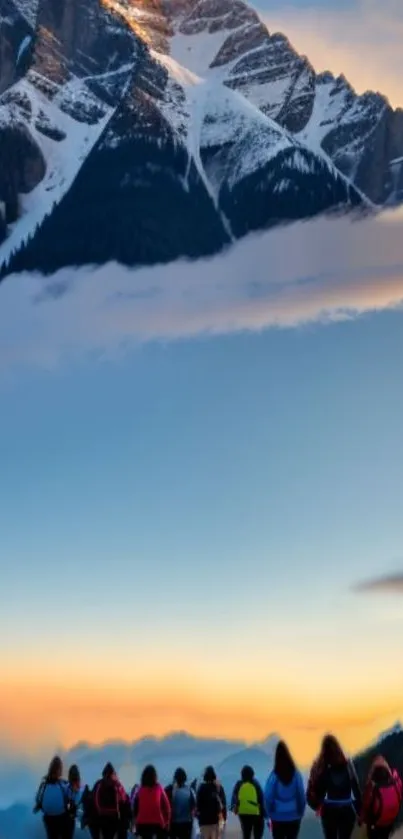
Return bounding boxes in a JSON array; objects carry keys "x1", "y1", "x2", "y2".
[
  {"x1": 360, "y1": 756, "x2": 402, "y2": 839},
  {"x1": 80, "y1": 784, "x2": 99, "y2": 839},
  {"x1": 92, "y1": 762, "x2": 130, "y2": 839},
  {"x1": 33, "y1": 756, "x2": 70, "y2": 839},
  {"x1": 231, "y1": 764, "x2": 265, "y2": 839},
  {"x1": 133, "y1": 764, "x2": 171, "y2": 839},
  {"x1": 165, "y1": 768, "x2": 196, "y2": 839},
  {"x1": 196, "y1": 766, "x2": 227, "y2": 839},
  {"x1": 307, "y1": 734, "x2": 362, "y2": 839},
  {"x1": 66, "y1": 765, "x2": 84, "y2": 839},
  {"x1": 264, "y1": 741, "x2": 306, "y2": 839}
]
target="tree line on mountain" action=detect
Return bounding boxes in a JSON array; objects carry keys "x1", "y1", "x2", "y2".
[
  {"x1": 1, "y1": 135, "x2": 229, "y2": 279},
  {"x1": 0, "y1": 123, "x2": 365, "y2": 280}
]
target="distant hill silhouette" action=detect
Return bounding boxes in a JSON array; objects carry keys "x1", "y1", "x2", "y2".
[{"x1": 2, "y1": 727, "x2": 403, "y2": 839}]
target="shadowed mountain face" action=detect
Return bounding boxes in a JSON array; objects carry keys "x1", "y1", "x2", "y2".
[
  {"x1": 0, "y1": 0, "x2": 400, "y2": 275},
  {"x1": 0, "y1": 0, "x2": 34, "y2": 93}
]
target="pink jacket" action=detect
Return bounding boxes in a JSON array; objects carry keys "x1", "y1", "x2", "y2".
[{"x1": 134, "y1": 784, "x2": 171, "y2": 828}]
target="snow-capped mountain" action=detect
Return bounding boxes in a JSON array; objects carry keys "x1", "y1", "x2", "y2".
[
  {"x1": 0, "y1": 0, "x2": 400, "y2": 277},
  {"x1": 164, "y1": 0, "x2": 403, "y2": 205}
]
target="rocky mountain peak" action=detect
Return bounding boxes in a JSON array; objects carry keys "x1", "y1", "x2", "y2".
[
  {"x1": 0, "y1": 0, "x2": 401, "y2": 277},
  {"x1": 32, "y1": 0, "x2": 137, "y2": 94}
]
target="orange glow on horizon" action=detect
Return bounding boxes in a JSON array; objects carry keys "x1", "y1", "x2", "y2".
[{"x1": 2, "y1": 675, "x2": 402, "y2": 765}]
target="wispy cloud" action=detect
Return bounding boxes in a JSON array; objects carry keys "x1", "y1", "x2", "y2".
[
  {"x1": 1, "y1": 208, "x2": 403, "y2": 370},
  {"x1": 353, "y1": 572, "x2": 403, "y2": 595},
  {"x1": 256, "y1": 0, "x2": 403, "y2": 108}
]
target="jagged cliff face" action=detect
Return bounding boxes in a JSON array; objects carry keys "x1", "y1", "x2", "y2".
[
  {"x1": 32, "y1": 0, "x2": 138, "y2": 103},
  {"x1": 0, "y1": 0, "x2": 400, "y2": 274},
  {"x1": 166, "y1": 0, "x2": 403, "y2": 204},
  {"x1": 169, "y1": 0, "x2": 316, "y2": 132},
  {"x1": 0, "y1": 0, "x2": 140, "y2": 248}
]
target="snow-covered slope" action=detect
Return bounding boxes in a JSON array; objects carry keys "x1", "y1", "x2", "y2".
[
  {"x1": 165, "y1": 0, "x2": 403, "y2": 205},
  {"x1": 0, "y1": 0, "x2": 383, "y2": 277},
  {"x1": 0, "y1": 77, "x2": 112, "y2": 267},
  {"x1": 0, "y1": 0, "x2": 139, "y2": 262}
]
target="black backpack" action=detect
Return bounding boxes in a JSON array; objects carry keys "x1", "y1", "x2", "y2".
[
  {"x1": 204, "y1": 784, "x2": 223, "y2": 818},
  {"x1": 94, "y1": 779, "x2": 120, "y2": 818},
  {"x1": 326, "y1": 764, "x2": 353, "y2": 801}
]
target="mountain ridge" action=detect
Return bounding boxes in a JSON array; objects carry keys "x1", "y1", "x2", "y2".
[{"x1": 0, "y1": 0, "x2": 401, "y2": 277}]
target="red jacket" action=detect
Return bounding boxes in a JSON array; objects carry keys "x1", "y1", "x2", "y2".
[
  {"x1": 134, "y1": 784, "x2": 171, "y2": 828},
  {"x1": 361, "y1": 758, "x2": 402, "y2": 826}
]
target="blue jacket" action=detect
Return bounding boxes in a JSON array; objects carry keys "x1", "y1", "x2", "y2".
[
  {"x1": 171, "y1": 785, "x2": 196, "y2": 822},
  {"x1": 36, "y1": 780, "x2": 70, "y2": 816},
  {"x1": 264, "y1": 771, "x2": 306, "y2": 822}
]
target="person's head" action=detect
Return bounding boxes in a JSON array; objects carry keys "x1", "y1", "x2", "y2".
[
  {"x1": 241, "y1": 765, "x2": 254, "y2": 783},
  {"x1": 318, "y1": 735, "x2": 346, "y2": 769},
  {"x1": 174, "y1": 768, "x2": 187, "y2": 787},
  {"x1": 370, "y1": 756, "x2": 392, "y2": 785},
  {"x1": 204, "y1": 766, "x2": 217, "y2": 784},
  {"x1": 68, "y1": 764, "x2": 81, "y2": 788},
  {"x1": 47, "y1": 756, "x2": 63, "y2": 782},
  {"x1": 274, "y1": 741, "x2": 296, "y2": 785},
  {"x1": 141, "y1": 765, "x2": 158, "y2": 788},
  {"x1": 102, "y1": 762, "x2": 116, "y2": 781}
]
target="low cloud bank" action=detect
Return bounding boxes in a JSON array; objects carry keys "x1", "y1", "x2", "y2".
[{"x1": 1, "y1": 208, "x2": 403, "y2": 369}]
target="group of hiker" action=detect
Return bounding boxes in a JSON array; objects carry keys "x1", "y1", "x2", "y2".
[{"x1": 34, "y1": 735, "x2": 403, "y2": 839}]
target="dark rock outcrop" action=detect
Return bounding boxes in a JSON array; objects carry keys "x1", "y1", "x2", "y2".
[
  {"x1": 0, "y1": 0, "x2": 34, "y2": 94},
  {"x1": 0, "y1": 121, "x2": 45, "y2": 222},
  {"x1": 32, "y1": 0, "x2": 136, "y2": 99}
]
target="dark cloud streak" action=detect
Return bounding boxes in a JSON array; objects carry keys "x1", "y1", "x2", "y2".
[{"x1": 353, "y1": 573, "x2": 403, "y2": 595}]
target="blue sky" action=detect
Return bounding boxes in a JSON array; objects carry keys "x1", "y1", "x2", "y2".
[
  {"x1": 0, "y1": 0, "x2": 402, "y2": 788},
  {"x1": 1, "y1": 196, "x2": 403, "y2": 759},
  {"x1": 3, "y1": 307, "x2": 403, "y2": 609},
  {"x1": 2, "y1": 209, "x2": 403, "y2": 758}
]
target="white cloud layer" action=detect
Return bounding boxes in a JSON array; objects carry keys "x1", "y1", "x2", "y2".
[
  {"x1": 1, "y1": 208, "x2": 403, "y2": 370},
  {"x1": 256, "y1": 0, "x2": 403, "y2": 108}
]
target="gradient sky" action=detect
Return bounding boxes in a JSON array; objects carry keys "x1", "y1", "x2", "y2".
[
  {"x1": 1, "y1": 1, "x2": 403, "y2": 768},
  {"x1": 2, "y1": 257, "x2": 403, "y2": 762},
  {"x1": 255, "y1": 0, "x2": 403, "y2": 108}
]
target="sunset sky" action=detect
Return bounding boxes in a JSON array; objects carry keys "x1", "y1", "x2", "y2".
[
  {"x1": 1, "y1": 1, "x2": 403, "y2": 773},
  {"x1": 256, "y1": 0, "x2": 403, "y2": 108},
  {"x1": 2, "y1": 212, "x2": 403, "y2": 765}
]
